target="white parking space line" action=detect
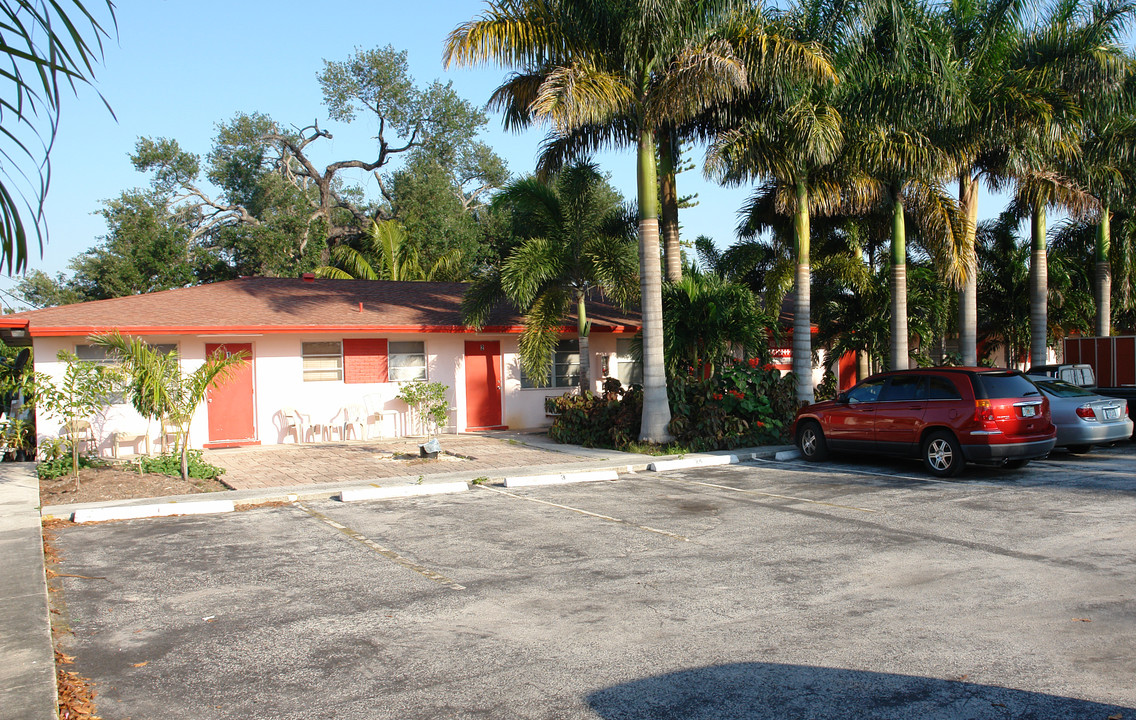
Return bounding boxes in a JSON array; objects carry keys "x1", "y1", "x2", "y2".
[
  {"x1": 657, "y1": 474, "x2": 880, "y2": 513},
  {"x1": 295, "y1": 502, "x2": 466, "y2": 591},
  {"x1": 476, "y1": 486, "x2": 690, "y2": 542},
  {"x1": 748, "y1": 456, "x2": 948, "y2": 485}
]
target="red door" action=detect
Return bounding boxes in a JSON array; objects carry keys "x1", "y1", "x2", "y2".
[
  {"x1": 205, "y1": 343, "x2": 257, "y2": 446},
  {"x1": 465, "y1": 341, "x2": 504, "y2": 429}
]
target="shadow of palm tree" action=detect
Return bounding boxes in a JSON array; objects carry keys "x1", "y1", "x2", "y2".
[{"x1": 586, "y1": 662, "x2": 1130, "y2": 719}]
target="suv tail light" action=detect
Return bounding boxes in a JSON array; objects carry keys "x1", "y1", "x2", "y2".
[
  {"x1": 1075, "y1": 405, "x2": 1097, "y2": 421},
  {"x1": 975, "y1": 399, "x2": 995, "y2": 422},
  {"x1": 973, "y1": 399, "x2": 1000, "y2": 431}
]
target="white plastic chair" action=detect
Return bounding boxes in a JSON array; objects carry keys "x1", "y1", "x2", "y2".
[
  {"x1": 281, "y1": 408, "x2": 310, "y2": 444},
  {"x1": 341, "y1": 404, "x2": 366, "y2": 441},
  {"x1": 363, "y1": 394, "x2": 401, "y2": 439},
  {"x1": 61, "y1": 419, "x2": 97, "y2": 455}
]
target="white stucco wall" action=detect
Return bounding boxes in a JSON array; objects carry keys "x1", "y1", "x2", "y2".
[{"x1": 31, "y1": 330, "x2": 630, "y2": 454}]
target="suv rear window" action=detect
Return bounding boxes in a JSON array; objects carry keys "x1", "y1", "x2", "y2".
[{"x1": 972, "y1": 372, "x2": 1041, "y2": 399}]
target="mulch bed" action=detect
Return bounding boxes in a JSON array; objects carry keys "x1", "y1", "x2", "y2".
[{"x1": 38, "y1": 464, "x2": 230, "y2": 506}]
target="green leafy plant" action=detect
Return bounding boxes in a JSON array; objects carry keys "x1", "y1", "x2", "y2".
[
  {"x1": 38, "y1": 453, "x2": 103, "y2": 481},
  {"x1": 668, "y1": 358, "x2": 796, "y2": 451},
  {"x1": 813, "y1": 369, "x2": 839, "y2": 403},
  {"x1": 547, "y1": 361, "x2": 797, "y2": 452},
  {"x1": 37, "y1": 436, "x2": 67, "y2": 462},
  {"x1": 0, "y1": 417, "x2": 35, "y2": 459},
  {"x1": 396, "y1": 381, "x2": 450, "y2": 437},
  {"x1": 34, "y1": 351, "x2": 121, "y2": 485},
  {"x1": 91, "y1": 332, "x2": 247, "y2": 482},
  {"x1": 139, "y1": 450, "x2": 225, "y2": 480},
  {"x1": 547, "y1": 382, "x2": 643, "y2": 449}
]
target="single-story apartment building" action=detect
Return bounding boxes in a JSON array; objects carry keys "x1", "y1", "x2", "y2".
[{"x1": 0, "y1": 276, "x2": 648, "y2": 455}]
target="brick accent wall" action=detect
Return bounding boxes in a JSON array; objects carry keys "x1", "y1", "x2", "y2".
[{"x1": 343, "y1": 338, "x2": 388, "y2": 383}]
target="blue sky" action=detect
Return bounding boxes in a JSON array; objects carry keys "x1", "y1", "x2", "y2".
[{"x1": 6, "y1": 0, "x2": 1130, "y2": 306}]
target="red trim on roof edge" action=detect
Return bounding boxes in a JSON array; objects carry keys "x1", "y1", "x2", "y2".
[{"x1": 22, "y1": 323, "x2": 641, "y2": 337}]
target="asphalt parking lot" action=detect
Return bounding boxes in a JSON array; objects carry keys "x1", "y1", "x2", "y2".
[{"x1": 51, "y1": 444, "x2": 1136, "y2": 719}]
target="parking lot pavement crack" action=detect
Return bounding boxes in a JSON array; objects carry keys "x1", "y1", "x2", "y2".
[
  {"x1": 293, "y1": 502, "x2": 466, "y2": 591},
  {"x1": 475, "y1": 485, "x2": 691, "y2": 542}
]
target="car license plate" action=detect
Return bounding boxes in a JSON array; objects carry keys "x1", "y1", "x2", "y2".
[
  {"x1": 1021, "y1": 405, "x2": 1037, "y2": 417},
  {"x1": 1105, "y1": 407, "x2": 1119, "y2": 420}
]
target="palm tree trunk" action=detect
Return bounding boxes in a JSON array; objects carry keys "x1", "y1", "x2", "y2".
[
  {"x1": 857, "y1": 350, "x2": 870, "y2": 381},
  {"x1": 659, "y1": 129, "x2": 682, "y2": 282},
  {"x1": 890, "y1": 196, "x2": 909, "y2": 371},
  {"x1": 1095, "y1": 206, "x2": 1111, "y2": 337},
  {"x1": 792, "y1": 180, "x2": 813, "y2": 404},
  {"x1": 577, "y1": 293, "x2": 591, "y2": 393},
  {"x1": 637, "y1": 129, "x2": 673, "y2": 443},
  {"x1": 958, "y1": 174, "x2": 979, "y2": 365},
  {"x1": 1029, "y1": 206, "x2": 1048, "y2": 367}
]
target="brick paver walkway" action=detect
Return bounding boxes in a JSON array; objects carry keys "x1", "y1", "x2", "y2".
[{"x1": 203, "y1": 433, "x2": 591, "y2": 490}]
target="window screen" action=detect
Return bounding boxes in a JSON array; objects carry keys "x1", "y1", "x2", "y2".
[
  {"x1": 388, "y1": 341, "x2": 426, "y2": 382},
  {"x1": 302, "y1": 341, "x2": 342, "y2": 382}
]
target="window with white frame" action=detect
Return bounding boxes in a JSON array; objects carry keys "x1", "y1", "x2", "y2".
[
  {"x1": 388, "y1": 341, "x2": 427, "y2": 381},
  {"x1": 520, "y1": 339, "x2": 580, "y2": 388},
  {"x1": 302, "y1": 341, "x2": 343, "y2": 381},
  {"x1": 614, "y1": 338, "x2": 642, "y2": 386}
]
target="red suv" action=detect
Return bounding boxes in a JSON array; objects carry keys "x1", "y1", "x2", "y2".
[{"x1": 791, "y1": 368, "x2": 1057, "y2": 477}]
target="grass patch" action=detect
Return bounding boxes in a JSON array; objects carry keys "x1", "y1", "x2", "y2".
[{"x1": 624, "y1": 441, "x2": 690, "y2": 456}]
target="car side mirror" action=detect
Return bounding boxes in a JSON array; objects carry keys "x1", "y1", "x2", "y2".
[{"x1": 836, "y1": 392, "x2": 850, "y2": 404}]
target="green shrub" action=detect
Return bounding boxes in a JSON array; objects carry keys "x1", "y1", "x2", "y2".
[
  {"x1": 547, "y1": 380, "x2": 643, "y2": 448},
  {"x1": 38, "y1": 454, "x2": 103, "y2": 480},
  {"x1": 547, "y1": 361, "x2": 799, "y2": 452},
  {"x1": 140, "y1": 450, "x2": 225, "y2": 480},
  {"x1": 668, "y1": 358, "x2": 796, "y2": 450}
]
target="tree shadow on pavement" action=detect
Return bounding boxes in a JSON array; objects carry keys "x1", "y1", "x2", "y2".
[{"x1": 586, "y1": 662, "x2": 1130, "y2": 720}]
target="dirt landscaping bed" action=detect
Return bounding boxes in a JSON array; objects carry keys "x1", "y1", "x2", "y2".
[{"x1": 38, "y1": 464, "x2": 230, "y2": 506}]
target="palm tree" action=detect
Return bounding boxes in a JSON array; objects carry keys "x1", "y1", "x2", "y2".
[
  {"x1": 839, "y1": 0, "x2": 969, "y2": 370},
  {"x1": 999, "y1": 0, "x2": 1133, "y2": 364},
  {"x1": 444, "y1": 0, "x2": 832, "y2": 442},
  {"x1": 93, "y1": 332, "x2": 247, "y2": 482},
  {"x1": 1065, "y1": 105, "x2": 1136, "y2": 335},
  {"x1": 661, "y1": 271, "x2": 773, "y2": 379},
  {"x1": 976, "y1": 215, "x2": 1032, "y2": 367},
  {"x1": 705, "y1": 0, "x2": 846, "y2": 404},
  {"x1": 937, "y1": 0, "x2": 1046, "y2": 366},
  {"x1": 315, "y1": 219, "x2": 465, "y2": 281},
  {"x1": 0, "y1": 0, "x2": 114, "y2": 272},
  {"x1": 462, "y1": 162, "x2": 638, "y2": 392}
]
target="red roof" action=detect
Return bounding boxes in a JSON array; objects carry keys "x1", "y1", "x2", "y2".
[{"x1": 0, "y1": 277, "x2": 641, "y2": 343}]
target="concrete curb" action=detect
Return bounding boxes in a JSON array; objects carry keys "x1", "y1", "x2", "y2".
[
  {"x1": 648, "y1": 454, "x2": 739, "y2": 472},
  {"x1": 71, "y1": 499, "x2": 236, "y2": 524},
  {"x1": 340, "y1": 481, "x2": 468, "y2": 503},
  {"x1": 504, "y1": 469, "x2": 619, "y2": 488},
  {"x1": 0, "y1": 464, "x2": 57, "y2": 720},
  {"x1": 774, "y1": 449, "x2": 802, "y2": 461},
  {"x1": 40, "y1": 443, "x2": 799, "y2": 521}
]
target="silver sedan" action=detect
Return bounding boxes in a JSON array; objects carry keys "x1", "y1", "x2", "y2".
[{"x1": 1033, "y1": 379, "x2": 1133, "y2": 453}]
